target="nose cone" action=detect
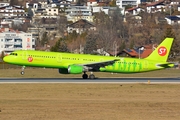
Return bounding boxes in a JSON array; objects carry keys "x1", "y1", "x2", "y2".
[{"x1": 3, "y1": 56, "x2": 10, "y2": 63}]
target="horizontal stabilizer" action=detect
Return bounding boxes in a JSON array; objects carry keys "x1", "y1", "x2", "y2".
[{"x1": 156, "y1": 63, "x2": 174, "y2": 68}]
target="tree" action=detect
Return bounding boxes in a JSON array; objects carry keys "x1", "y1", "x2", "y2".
[
  {"x1": 27, "y1": 7, "x2": 34, "y2": 17},
  {"x1": 163, "y1": 25, "x2": 175, "y2": 38},
  {"x1": 76, "y1": 0, "x2": 86, "y2": 5},
  {"x1": 95, "y1": 12, "x2": 114, "y2": 51},
  {"x1": 84, "y1": 32, "x2": 97, "y2": 54},
  {"x1": 57, "y1": 15, "x2": 68, "y2": 37},
  {"x1": 138, "y1": 12, "x2": 157, "y2": 45},
  {"x1": 10, "y1": 0, "x2": 21, "y2": 6},
  {"x1": 50, "y1": 38, "x2": 69, "y2": 52},
  {"x1": 163, "y1": 25, "x2": 179, "y2": 60},
  {"x1": 12, "y1": 21, "x2": 29, "y2": 32},
  {"x1": 1, "y1": 51, "x2": 5, "y2": 60},
  {"x1": 95, "y1": 8, "x2": 126, "y2": 52},
  {"x1": 41, "y1": 32, "x2": 49, "y2": 46},
  {"x1": 119, "y1": 40, "x2": 126, "y2": 52},
  {"x1": 109, "y1": 0, "x2": 116, "y2": 7}
]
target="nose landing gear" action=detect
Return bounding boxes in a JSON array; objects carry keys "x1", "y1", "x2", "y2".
[{"x1": 21, "y1": 66, "x2": 25, "y2": 75}]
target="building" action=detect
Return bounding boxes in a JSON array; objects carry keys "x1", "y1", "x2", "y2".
[
  {"x1": 146, "y1": 0, "x2": 165, "y2": 13},
  {"x1": 125, "y1": 7, "x2": 144, "y2": 16},
  {"x1": 27, "y1": 26, "x2": 46, "y2": 44},
  {"x1": 165, "y1": 16, "x2": 180, "y2": 25},
  {"x1": 116, "y1": 0, "x2": 141, "y2": 15},
  {"x1": 87, "y1": 0, "x2": 98, "y2": 7},
  {"x1": 67, "y1": 19, "x2": 96, "y2": 34},
  {"x1": 65, "y1": 6, "x2": 93, "y2": 22},
  {"x1": 27, "y1": 0, "x2": 59, "y2": 18},
  {"x1": 0, "y1": 28, "x2": 35, "y2": 55},
  {"x1": 0, "y1": 5, "x2": 26, "y2": 18},
  {"x1": 116, "y1": 0, "x2": 141, "y2": 8},
  {"x1": 0, "y1": 2, "x2": 9, "y2": 7}
]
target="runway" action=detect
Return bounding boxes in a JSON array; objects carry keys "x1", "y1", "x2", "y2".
[{"x1": 1, "y1": 77, "x2": 180, "y2": 83}]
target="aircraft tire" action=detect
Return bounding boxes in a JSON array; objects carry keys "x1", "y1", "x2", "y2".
[
  {"x1": 82, "y1": 74, "x2": 88, "y2": 79},
  {"x1": 89, "y1": 74, "x2": 95, "y2": 79},
  {"x1": 21, "y1": 71, "x2": 24, "y2": 75}
]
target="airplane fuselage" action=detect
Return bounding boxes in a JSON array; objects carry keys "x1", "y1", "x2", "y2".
[{"x1": 4, "y1": 50, "x2": 165, "y2": 73}]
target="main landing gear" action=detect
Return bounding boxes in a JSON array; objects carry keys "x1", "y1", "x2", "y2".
[
  {"x1": 21, "y1": 66, "x2": 25, "y2": 75},
  {"x1": 82, "y1": 72, "x2": 95, "y2": 79}
]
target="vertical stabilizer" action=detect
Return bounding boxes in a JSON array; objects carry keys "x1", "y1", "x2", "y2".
[{"x1": 145, "y1": 38, "x2": 174, "y2": 62}]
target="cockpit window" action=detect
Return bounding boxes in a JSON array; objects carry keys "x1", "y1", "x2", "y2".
[{"x1": 10, "y1": 53, "x2": 18, "y2": 56}]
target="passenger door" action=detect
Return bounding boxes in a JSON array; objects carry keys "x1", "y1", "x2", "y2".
[{"x1": 22, "y1": 51, "x2": 28, "y2": 60}]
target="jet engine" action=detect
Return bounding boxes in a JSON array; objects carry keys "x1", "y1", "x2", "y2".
[{"x1": 58, "y1": 65, "x2": 84, "y2": 74}]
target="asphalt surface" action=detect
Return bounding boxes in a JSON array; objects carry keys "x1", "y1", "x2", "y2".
[{"x1": 0, "y1": 77, "x2": 180, "y2": 83}]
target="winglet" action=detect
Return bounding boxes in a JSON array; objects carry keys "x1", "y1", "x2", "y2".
[{"x1": 145, "y1": 38, "x2": 174, "y2": 62}]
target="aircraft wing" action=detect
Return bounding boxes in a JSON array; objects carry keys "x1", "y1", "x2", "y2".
[{"x1": 79, "y1": 59, "x2": 120, "y2": 71}]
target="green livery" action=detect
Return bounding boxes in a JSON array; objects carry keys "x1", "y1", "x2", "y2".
[{"x1": 3, "y1": 38, "x2": 174, "y2": 79}]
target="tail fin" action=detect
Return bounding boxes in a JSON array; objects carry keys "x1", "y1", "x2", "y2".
[{"x1": 145, "y1": 38, "x2": 174, "y2": 62}]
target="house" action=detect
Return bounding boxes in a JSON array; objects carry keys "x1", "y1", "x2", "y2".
[
  {"x1": 26, "y1": 0, "x2": 41, "y2": 9},
  {"x1": 0, "y1": 17, "x2": 31, "y2": 29},
  {"x1": 67, "y1": 19, "x2": 96, "y2": 34},
  {"x1": 27, "y1": 0, "x2": 59, "y2": 18},
  {"x1": 92, "y1": 6, "x2": 118, "y2": 15},
  {"x1": 122, "y1": 44, "x2": 157, "y2": 58},
  {"x1": 0, "y1": 5, "x2": 25, "y2": 18},
  {"x1": 170, "y1": 0, "x2": 180, "y2": 5},
  {"x1": 125, "y1": 7, "x2": 144, "y2": 16},
  {"x1": 125, "y1": 0, "x2": 166, "y2": 15},
  {"x1": 0, "y1": 2, "x2": 9, "y2": 7},
  {"x1": 116, "y1": 0, "x2": 141, "y2": 9},
  {"x1": 27, "y1": 26, "x2": 46, "y2": 44},
  {"x1": 124, "y1": 15, "x2": 142, "y2": 26},
  {"x1": 45, "y1": 7, "x2": 59, "y2": 16},
  {"x1": 49, "y1": 0, "x2": 71, "y2": 9},
  {"x1": 178, "y1": 5, "x2": 180, "y2": 11},
  {"x1": 65, "y1": 6, "x2": 93, "y2": 22},
  {"x1": 146, "y1": 0, "x2": 166, "y2": 13},
  {"x1": 87, "y1": 0, "x2": 98, "y2": 7},
  {"x1": 165, "y1": 16, "x2": 180, "y2": 25},
  {"x1": 41, "y1": 18, "x2": 58, "y2": 32}
]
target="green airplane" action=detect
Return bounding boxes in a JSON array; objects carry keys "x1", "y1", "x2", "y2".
[{"x1": 3, "y1": 38, "x2": 174, "y2": 79}]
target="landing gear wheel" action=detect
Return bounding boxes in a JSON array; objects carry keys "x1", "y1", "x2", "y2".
[
  {"x1": 82, "y1": 72, "x2": 88, "y2": 79},
  {"x1": 21, "y1": 66, "x2": 25, "y2": 75},
  {"x1": 89, "y1": 74, "x2": 95, "y2": 79},
  {"x1": 21, "y1": 71, "x2": 24, "y2": 75}
]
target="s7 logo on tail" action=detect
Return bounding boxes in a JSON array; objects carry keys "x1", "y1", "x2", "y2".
[{"x1": 158, "y1": 46, "x2": 167, "y2": 56}]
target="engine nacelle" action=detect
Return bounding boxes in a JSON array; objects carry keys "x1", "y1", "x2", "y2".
[
  {"x1": 58, "y1": 65, "x2": 83, "y2": 74},
  {"x1": 68, "y1": 65, "x2": 84, "y2": 74},
  {"x1": 58, "y1": 68, "x2": 69, "y2": 74}
]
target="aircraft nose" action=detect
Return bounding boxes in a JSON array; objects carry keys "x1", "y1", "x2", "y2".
[{"x1": 3, "y1": 56, "x2": 10, "y2": 63}]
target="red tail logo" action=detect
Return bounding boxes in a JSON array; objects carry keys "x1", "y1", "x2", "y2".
[{"x1": 158, "y1": 46, "x2": 167, "y2": 56}]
